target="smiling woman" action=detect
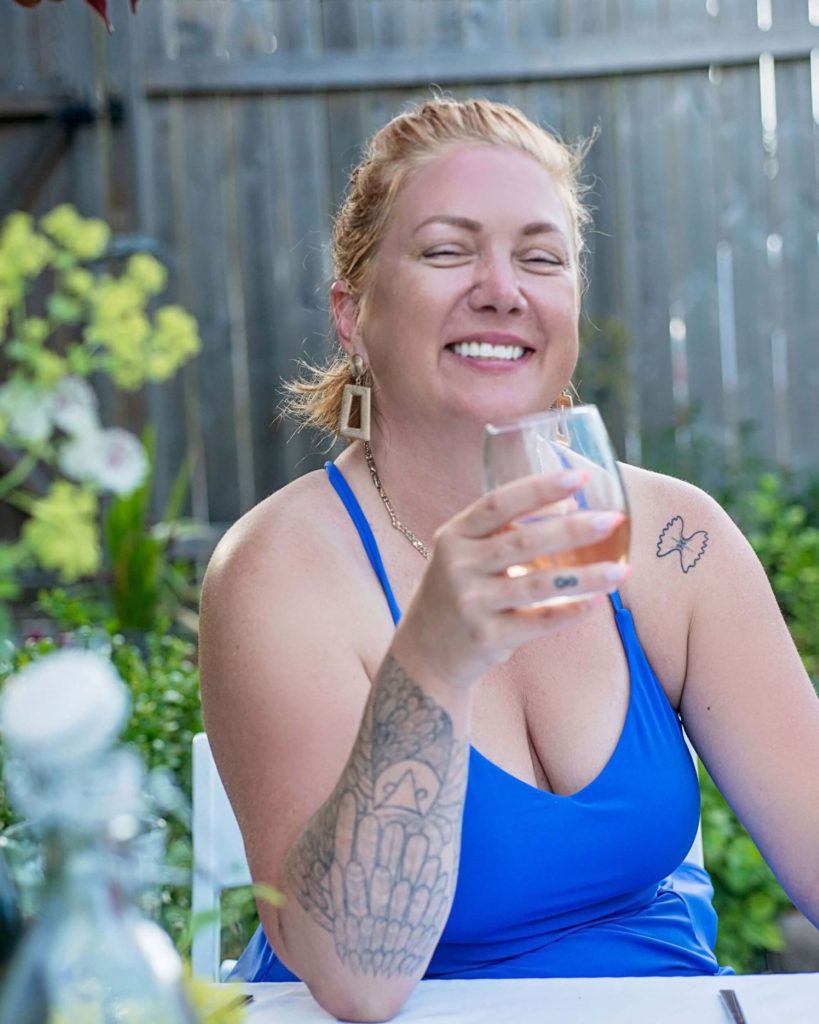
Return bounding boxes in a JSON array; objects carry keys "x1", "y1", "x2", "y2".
[{"x1": 198, "y1": 98, "x2": 819, "y2": 1022}]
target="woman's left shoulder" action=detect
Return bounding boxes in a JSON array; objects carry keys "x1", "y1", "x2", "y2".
[
  {"x1": 619, "y1": 462, "x2": 722, "y2": 520},
  {"x1": 618, "y1": 462, "x2": 735, "y2": 568},
  {"x1": 614, "y1": 464, "x2": 742, "y2": 706}
]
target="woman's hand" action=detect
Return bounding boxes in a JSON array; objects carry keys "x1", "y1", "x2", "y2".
[{"x1": 394, "y1": 470, "x2": 630, "y2": 690}]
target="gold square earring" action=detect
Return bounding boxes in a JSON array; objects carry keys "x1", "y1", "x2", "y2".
[
  {"x1": 339, "y1": 353, "x2": 371, "y2": 442},
  {"x1": 554, "y1": 388, "x2": 574, "y2": 412},
  {"x1": 554, "y1": 387, "x2": 574, "y2": 445}
]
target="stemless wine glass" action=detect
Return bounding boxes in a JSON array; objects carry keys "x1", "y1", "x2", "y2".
[{"x1": 483, "y1": 404, "x2": 630, "y2": 608}]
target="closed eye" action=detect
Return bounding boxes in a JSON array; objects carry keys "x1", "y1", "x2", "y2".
[
  {"x1": 521, "y1": 252, "x2": 565, "y2": 267},
  {"x1": 424, "y1": 248, "x2": 469, "y2": 258}
]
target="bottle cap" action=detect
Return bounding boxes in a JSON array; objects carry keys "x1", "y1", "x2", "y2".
[{"x1": 0, "y1": 650, "x2": 130, "y2": 766}]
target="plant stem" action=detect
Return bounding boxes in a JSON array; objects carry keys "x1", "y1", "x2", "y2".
[{"x1": 0, "y1": 453, "x2": 37, "y2": 502}]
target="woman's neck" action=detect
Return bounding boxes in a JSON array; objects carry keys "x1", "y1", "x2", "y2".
[{"x1": 337, "y1": 416, "x2": 487, "y2": 549}]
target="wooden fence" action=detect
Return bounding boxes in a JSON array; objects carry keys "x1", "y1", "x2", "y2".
[{"x1": 1, "y1": 0, "x2": 818, "y2": 527}]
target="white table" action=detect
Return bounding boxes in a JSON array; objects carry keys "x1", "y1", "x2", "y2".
[{"x1": 244, "y1": 973, "x2": 819, "y2": 1022}]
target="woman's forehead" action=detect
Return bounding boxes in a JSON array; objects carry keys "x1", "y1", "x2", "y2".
[{"x1": 389, "y1": 144, "x2": 571, "y2": 238}]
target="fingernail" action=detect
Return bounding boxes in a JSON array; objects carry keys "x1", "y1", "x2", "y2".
[
  {"x1": 591, "y1": 512, "x2": 624, "y2": 533},
  {"x1": 557, "y1": 470, "x2": 586, "y2": 489},
  {"x1": 604, "y1": 562, "x2": 631, "y2": 582}
]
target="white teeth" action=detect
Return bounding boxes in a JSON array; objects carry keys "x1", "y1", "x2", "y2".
[{"x1": 451, "y1": 341, "x2": 525, "y2": 361}]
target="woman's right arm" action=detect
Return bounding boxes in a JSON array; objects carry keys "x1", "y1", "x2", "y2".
[{"x1": 199, "y1": 474, "x2": 624, "y2": 1021}]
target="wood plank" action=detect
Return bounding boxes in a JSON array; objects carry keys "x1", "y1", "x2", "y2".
[
  {"x1": 139, "y1": 99, "x2": 192, "y2": 520},
  {"x1": 326, "y1": 90, "x2": 366, "y2": 210},
  {"x1": 513, "y1": 0, "x2": 560, "y2": 47},
  {"x1": 771, "y1": 59, "x2": 819, "y2": 470},
  {"x1": 222, "y1": 98, "x2": 257, "y2": 512},
  {"x1": 276, "y1": 93, "x2": 335, "y2": 484},
  {"x1": 462, "y1": 0, "x2": 511, "y2": 51},
  {"x1": 233, "y1": 95, "x2": 292, "y2": 499},
  {"x1": 417, "y1": 0, "x2": 463, "y2": 51},
  {"x1": 142, "y1": 25, "x2": 819, "y2": 96},
  {"x1": 161, "y1": 99, "x2": 233, "y2": 522},
  {"x1": 712, "y1": 65, "x2": 777, "y2": 465},
  {"x1": 610, "y1": 73, "x2": 675, "y2": 468},
  {"x1": 663, "y1": 69, "x2": 725, "y2": 480},
  {"x1": 225, "y1": 0, "x2": 279, "y2": 60},
  {"x1": 366, "y1": 0, "x2": 409, "y2": 50},
  {"x1": 273, "y1": 0, "x2": 322, "y2": 54},
  {"x1": 321, "y1": 0, "x2": 361, "y2": 52}
]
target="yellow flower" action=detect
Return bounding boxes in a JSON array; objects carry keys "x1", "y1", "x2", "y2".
[
  {"x1": 147, "y1": 305, "x2": 201, "y2": 380},
  {"x1": 22, "y1": 482, "x2": 100, "y2": 582},
  {"x1": 62, "y1": 268, "x2": 95, "y2": 299},
  {"x1": 21, "y1": 317, "x2": 50, "y2": 346},
  {"x1": 40, "y1": 204, "x2": 79, "y2": 243},
  {"x1": 30, "y1": 349, "x2": 68, "y2": 388},
  {"x1": 73, "y1": 219, "x2": 110, "y2": 261},
  {"x1": 126, "y1": 253, "x2": 168, "y2": 296},
  {"x1": 40, "y1": 204, "x2": 110, "y2": 262},
  {"x1": 92, "y1": 277, "x2": 144, "y2": 321},
  {"x1": 0, "y1": 212, "x2": 54, "y2": 279}
]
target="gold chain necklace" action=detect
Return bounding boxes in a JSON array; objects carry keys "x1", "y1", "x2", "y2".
[{"x1": 363, "y1": 442, "x2": 431, "y2": 560}]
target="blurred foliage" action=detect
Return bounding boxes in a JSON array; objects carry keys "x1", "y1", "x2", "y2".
[
  {"x1": 0, "y1": 204, "x2": 202, "y2": 639},
  {"x1": 699, "y1": 769, "x2": 791, "y2": 972},
  {"x1": 0, "y1": 628, "x2": 263, "y2": 961},
  {"x1": 0, "y1": 630, "x2": 202, "y2": 948},
  {"x1": 575, "y1": 316, "x2": 633, "y2": 459}
]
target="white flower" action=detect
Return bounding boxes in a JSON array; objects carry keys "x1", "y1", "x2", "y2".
[
  {"x1": 0, "y1": 649, "x2": 129, "y2": 766},
  {"x1": 0, "y1": 382, "x2": 53, "y2": 444},
  {"x1": 58, "y1": 428, "x2": 148, "y2": 496},
  {"x1": 51, "y1": 376, "x2": 99, "y2": 437}
]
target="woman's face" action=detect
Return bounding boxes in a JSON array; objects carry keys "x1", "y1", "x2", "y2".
[{"x1": 341, "y1": 143, "x2": 580, "y2": 432}]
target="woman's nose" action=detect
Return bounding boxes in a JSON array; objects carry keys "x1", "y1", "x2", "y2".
[{"x1": 467, "y1": 258, "x2": 526, "y2": 316}]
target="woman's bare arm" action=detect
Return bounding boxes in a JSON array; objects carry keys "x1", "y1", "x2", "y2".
[{"x1": 677, "y1": 487, "x2": 819, "y2": 923}]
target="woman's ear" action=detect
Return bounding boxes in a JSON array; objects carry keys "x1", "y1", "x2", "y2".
[{"x1": 330, "y1": 281, "x2": 364, "y2": 359}]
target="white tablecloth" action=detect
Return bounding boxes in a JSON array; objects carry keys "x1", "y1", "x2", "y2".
[{"x1": 244, "y1": 973, "x2": 818, "y2": 1022}]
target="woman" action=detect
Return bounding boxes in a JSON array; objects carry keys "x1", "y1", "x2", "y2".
[{"x1": 199, "y1": 98, "x2": 819, "y2": 1022}]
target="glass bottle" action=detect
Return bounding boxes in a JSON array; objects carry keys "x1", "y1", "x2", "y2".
[
  {"x1": 0, "y1": 650, "x2": 199, "y2": 1024},
  {"x1": 0, "y1": 849, "x2": 23, "y2": 981}
]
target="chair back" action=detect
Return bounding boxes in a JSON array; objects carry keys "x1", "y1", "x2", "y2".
[
  {"x1": 191, "y1": 731, "x2": 251, "y2": 981},
  {"x1": 683, "y1": 731, "x2": 705, "y2": 869}
]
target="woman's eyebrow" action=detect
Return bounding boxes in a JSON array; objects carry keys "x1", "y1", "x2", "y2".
[
  {"x1": 413, "y1": 215, "x2": 481, "y2": 235},
  {"x1": 413, "y1": 215, "x2": 567, "y2": 240},
  {"x1": 521, "y1": 220, "x2": 567, "y2": 239}
]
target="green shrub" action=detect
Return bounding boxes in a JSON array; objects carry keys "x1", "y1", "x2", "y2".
[
  {"x1": 0, "y1": 628, "x2": 202, "y2": 949},
  {"x1": 700, "y1": 769, "x2": 791, "y2": 972}
]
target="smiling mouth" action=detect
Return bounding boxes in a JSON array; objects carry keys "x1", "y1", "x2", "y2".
[{"x1": 447, "y1": 341, "x2": 531, "y2": 361}]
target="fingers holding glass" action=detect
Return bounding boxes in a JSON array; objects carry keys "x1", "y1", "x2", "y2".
[{"x1": 483, "y1": 405, "x2": 631, "y2": 610}]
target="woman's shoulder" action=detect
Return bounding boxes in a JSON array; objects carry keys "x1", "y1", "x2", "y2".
[
  {"x1": 619, "y1": 461, "x2": 718, "y2": 515},
  {"x1": 203, "y1": 466, "x2": 355, "y2": 603},
  {"x1": 615, "y1": 463, "x2": 732, "y2": 705},
  {"x1": 618, "y1": 461, "x2": 731, "y2": 586}
]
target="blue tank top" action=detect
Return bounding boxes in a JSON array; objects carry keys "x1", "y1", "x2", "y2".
[{"x1": 231, "y1": 462, "x2": 731, "y2": 980}]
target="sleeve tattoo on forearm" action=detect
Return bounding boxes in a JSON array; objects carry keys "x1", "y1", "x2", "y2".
[{"x1": 286, "y1": 656, "x2": 469, "y2": 977}]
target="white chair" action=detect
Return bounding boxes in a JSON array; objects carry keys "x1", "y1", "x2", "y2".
[
  {"x1": 683, "y1": 731, "x2": 705, "y2": 869},
  {"x1": 191, "y1": 731, "x2": 251, "y2": 981}
]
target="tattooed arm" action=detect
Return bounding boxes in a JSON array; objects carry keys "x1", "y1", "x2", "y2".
[{"x1": 280, "y1": 655, "x2": 468, "y2": 1015}]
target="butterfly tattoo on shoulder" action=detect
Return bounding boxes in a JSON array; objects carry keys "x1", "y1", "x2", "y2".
[{"x1": 656, "y1": 516, "x2": 709, "y2": 573}]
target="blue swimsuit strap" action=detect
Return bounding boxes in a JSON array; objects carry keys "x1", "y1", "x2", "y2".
[
  {"x1": 325, "y1": 461, "x2": 623, "y2": 620},
  {"x1": 325, "y1": 462, "x2": 402, "y2": 625}
]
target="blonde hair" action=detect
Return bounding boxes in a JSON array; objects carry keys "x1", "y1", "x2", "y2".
[{"x1": 283, "y1": 97, "x2": 592, "y2": 438}]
